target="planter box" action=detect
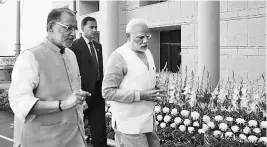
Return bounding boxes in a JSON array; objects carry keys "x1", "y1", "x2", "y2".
[
  {"x1": 0, "y1": 56, "x2": 15, "y2": 81},
  {"x1": 0, "y1": 81, "x2": 12, "y2": 113}
]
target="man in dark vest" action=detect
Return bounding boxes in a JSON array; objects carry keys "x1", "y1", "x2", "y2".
[{"x1": 70, "y1": 16, "x2": 107, "y2": 147}]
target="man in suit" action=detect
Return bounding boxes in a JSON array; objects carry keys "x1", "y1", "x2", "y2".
[{"x1": 70, "y1": 16, "x2": 107, "y2": 147}]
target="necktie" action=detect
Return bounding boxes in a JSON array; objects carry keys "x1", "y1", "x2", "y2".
[{"x1": 88, "y1": 42, "x2": 100, "y2": 81}]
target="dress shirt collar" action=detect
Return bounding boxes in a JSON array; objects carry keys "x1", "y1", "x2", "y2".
[
  {"x1": 44, "y1": 37, "x2": 65, "y2": 54},
  {"x1": 82, "y1": 35, "x2": 93, "y2": 44}
]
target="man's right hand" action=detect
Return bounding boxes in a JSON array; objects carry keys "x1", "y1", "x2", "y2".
[
  {"x1": 140, "y1": 89, "x2": 166, "y2": 102},
  {"x1": 62, "y1": 90, "x2": 91, "y2": 110}
]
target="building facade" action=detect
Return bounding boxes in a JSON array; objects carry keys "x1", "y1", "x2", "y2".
[{"x1": 53, "y1": 0, "x2": 266, "y2": 82}]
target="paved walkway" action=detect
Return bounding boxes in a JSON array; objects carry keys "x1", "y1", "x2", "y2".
[
  {"x1": 0, "y1": 111, "x2": 13, "y2": 147},
  {"x1": 0, "y1": 111, "x2": 95, "y2": 147}
]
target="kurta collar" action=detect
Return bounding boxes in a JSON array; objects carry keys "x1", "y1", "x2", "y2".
[{"x1": 44, "y1": 37, "x2": 65, "y2": 54}]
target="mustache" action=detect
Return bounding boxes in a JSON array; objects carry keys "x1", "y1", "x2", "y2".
[{"x1": 140, "y1": 44, "x2": 148, "y2": 47}]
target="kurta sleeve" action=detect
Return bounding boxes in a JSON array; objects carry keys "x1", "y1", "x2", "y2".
[
  {"x1": 8, "y1": 50, "x2": 40, "y2": 123},
  {"x1": 102, "y1": 51, "x2": 140, "y2": 103}
]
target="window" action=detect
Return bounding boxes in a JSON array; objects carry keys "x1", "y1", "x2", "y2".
[
  {"x1": 160, "y1": 29, "x2": 181, "y2": 72},
  {"x1": 139, "y1": 0, "x2": 167, "y2": 7},
  {"x1": 79, "y1": 0, "x2": 99, "y2": 16}
]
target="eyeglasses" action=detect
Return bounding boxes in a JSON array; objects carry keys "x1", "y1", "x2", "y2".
[
  {"x1": 135, "y1": 34, "x2": 152, "y2": 40},
  {"x1": 55, "y1": 22, "x2": 78, "y2": 32}
]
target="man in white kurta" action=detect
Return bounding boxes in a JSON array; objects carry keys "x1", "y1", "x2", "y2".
[
  {"x1": 102, "y1": 19, "x2": 166, "y2": 147},
  {"x1": 8, "y1": 8, "x2": 90, "y2": 147}
]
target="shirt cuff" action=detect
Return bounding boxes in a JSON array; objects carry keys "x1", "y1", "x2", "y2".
[
  {"x1": 20, "y1": 98, "x2": 39, "y2": 124},
  {"x1": 134, "y1": 90, "x2": 141, "y2": 102}
]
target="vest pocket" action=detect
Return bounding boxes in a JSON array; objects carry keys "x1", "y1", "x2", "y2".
[{"x1": 40, "y1": 121, "x2": 67, "y2": 140}]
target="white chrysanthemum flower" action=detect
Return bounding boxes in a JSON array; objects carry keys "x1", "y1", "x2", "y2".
[
  {"x1": 248, "y1": 135, "x2": 258, "y2": 143},
  {"x1": 163, "y1": 115, "x2": 171, "y2": 123},
  {"x1": 226, "y1": 117, "x2": 233, "y2": 122},
  {"x1": 207, "y1": 122, "x2": 215, "y2": 129},
  {"x1": 170, "y1": 123, "x2": 176, "y2": 128},
  {"x1": 231, "y1": 125, "x2": 239, "y2": 133},
  {"x1": 239, "y1": 134, "x2": 247, "y2": 141},
  {"x1": 193, "y1": 121, "x2": 200, "y2": 127},
  {"x1": 154, "y1": 106, "x2": 161, "y2": 113},
  {"x1": 259, "y1": 137, "x2": 267, "y2": 144},
  {"x1": 236, "y1": 118, "x2": 246, "y2": 124},
  {"x1": 243, "y1": 126, "x2": 250, "y2": 134},
  {"x1": 248, "y1": 120, "x2": 258, "y2": 127},
  {"x1": 219, "y1": 123, "x2": 228, "y2": 131},
  {"x1": 171, "y1": 108, "x2": 178, "y2": 115},
  {"x1": 184, "y1": 119, "x2": 191, "y2": 126},
  {"x1": 214, "y1": 115, "x2": 223, "y2": 122},
  {"x1": 198, "y1": 129, "x2": 205, "y2": 134},
  {"x1": 156, "y1": 121, "x2": 159, "y2": 126},
  {"x1": 157, "y1": 115, "x2": 163, "y2": 121},
  {"x1": 181, "y1": 110, "x2": 190, "y2": 117},
  {"x1": 253, "y1": 128, "x2": 261, "y2": 134},
  {"x1": 188, "y1": 127, "x2": 194, "y2": 133},
  {"x1": 202, "y1": 115, "x2": 211, "y2": 123},
  {"x1": 202, "y1": 124, "x2": 209, "y2": 132},
  {"x1": 160, "y1": 122, "x2": 166, "y2": 128},
  {"x1": 179, "y1": 125, "x2": 186, "y2": 132},
  {"x1": 225, "y1": 132, "x2": 233, "y2": 138},
  {"x1": 213, "y1": 130, "x2": 221, "y2": 137},
  {"x1": 260, "y1": 121, "x2": 267, "y2": 129},
  {"x1": 174, "y1": 117, "x2": 182, "y2": 124},
  {"x1": 162, "y1": 107, "x2": 170, "y2": 113},
  {"x1": 191, "y1": 111, "x2": 200, "y2": 120}
]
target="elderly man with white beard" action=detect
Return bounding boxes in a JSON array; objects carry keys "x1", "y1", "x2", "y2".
[{"x1": 102, "y1": 18, "x2": 166, "y2": 147}]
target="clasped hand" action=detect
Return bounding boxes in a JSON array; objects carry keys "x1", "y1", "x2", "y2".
[
  {"x1": 64, "y1": 90, "x2": 91, "y2": 109},
  {"x1": 140, "y1": 88, "x2": 167, "y2": 102}
]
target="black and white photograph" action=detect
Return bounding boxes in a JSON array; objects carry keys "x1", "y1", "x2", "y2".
[{"x1": 0, "y1": 0, "x2": 266, "y2": 147}]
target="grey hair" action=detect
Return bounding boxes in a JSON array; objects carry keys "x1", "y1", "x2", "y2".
[
  {"x1": 125, "y1": 18, "x2": 148, "y2": 33},
  {"x1": 46, "y1": 8, "x2": 75, "y2": 32}
]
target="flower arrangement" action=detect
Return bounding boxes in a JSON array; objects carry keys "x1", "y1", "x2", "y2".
[
  {"x1": 103, "y1": 66, "x2": 266, "y2": 147},
  {"x1": 154, "y1": 67, "x2": 266, "y2": 147}
]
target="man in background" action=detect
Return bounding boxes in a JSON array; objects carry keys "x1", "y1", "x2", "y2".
[{"x1": 70, "y1": 16, "x2": 107, "y2": 147}]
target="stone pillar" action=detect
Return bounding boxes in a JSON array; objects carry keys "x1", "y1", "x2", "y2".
[
  {"x1": 198, "y1": 1, "x2": 220, "y2": 90},
  {"x1": 100, "y1": 1, "x2": 119, "y2": 66},
  {"x1": 15, "y1": 0, "x2": 21, "y2": 58},
  {"x1": 73, "y1": 0, "x2": 77, "y2": 15}
]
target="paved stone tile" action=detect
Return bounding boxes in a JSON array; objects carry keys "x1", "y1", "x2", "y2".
[
  {"x1": 0, "y1": 111, "x2": 13, "y2": 147},
  {"x1": 0, "y1": 111, "x2": 95, "y2": 147}
]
